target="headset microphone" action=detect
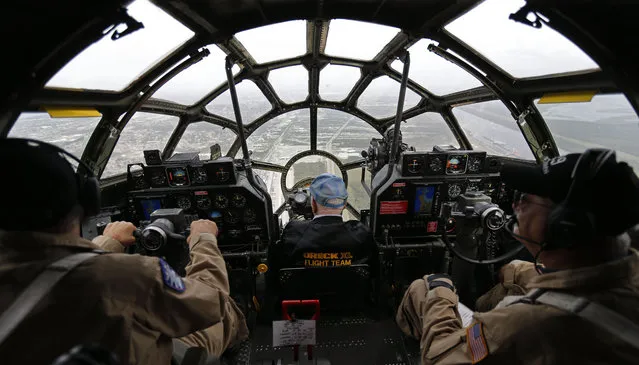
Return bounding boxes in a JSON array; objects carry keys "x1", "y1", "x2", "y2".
[{"x1": 504, "y1": 215, "x2": 544, "y2": 247}]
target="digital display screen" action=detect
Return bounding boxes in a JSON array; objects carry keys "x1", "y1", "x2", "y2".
[
  {"x1": 140, "y1": 199, "x2": 162, "y2": 220},
  {"x1": 446, "y1": 154, "x2": 468, "y2": 175},
  {"x1": 414, "y1": 186, "x2": 436, "y2": 215}
]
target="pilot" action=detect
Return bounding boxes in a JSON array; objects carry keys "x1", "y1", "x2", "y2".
[
  {"x1": 269, "y1": 173, "x2": 377, "y2": 273},
  {"x1": 0, "y1": 139, "x2": 248, "y2": 365},
  {"x1": 396, "y1": 150, "x2": 639, "y2": 364}
]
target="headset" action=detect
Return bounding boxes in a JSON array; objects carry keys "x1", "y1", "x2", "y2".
[
  {"x1": 544, "y1": 148, "x2": 616, "y2": 250},
  {"x1": 3, "y1": 138, "x2": 101, "y2": 218}
]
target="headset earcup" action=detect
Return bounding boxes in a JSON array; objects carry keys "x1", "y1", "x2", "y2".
[
  {"x1": 546, "y1": 205, "x2": 595, "y2": 249},
  {"x1": 77, "y1": 174, "x2": 101, "y2": 217}
]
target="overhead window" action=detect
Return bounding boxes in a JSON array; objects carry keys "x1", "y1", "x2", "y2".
[
  {"x1": 102, "y1": 113, "x2": 179, "y2": 177},
  {"x1": 174, "y1": 122, "x2": 237, "y2": 160},
  {"x1": 358, "y1": 76, "x2": 421, "y2": 119},
  {"x1": 325, "y1": 19, "x2": 399, "y2": 61},
  {"x1": 247, "y1": 109, "x2": 310, "y2": 164},
  {"x1": 391, "y1": 39, "x2": 482, "y2": 95},
  {"x1": 46, "y1": 0, "x2": 193, "y2": 91},
  {"x1": 453, "y1": 101, "x2": 534, "y2": 159},
  {"x1": 319, "y1": 65, "x2": 361, "y2": 102},
  {"x1": 536, "y1": 94, "x2": 639, "y2": 171},
  {"x1": 206, "y1": 80, "x2": 272, "y2": 124},
  {"x1": 235, "y1": 20, "x2": 306, "y2": 64},
  {"x1": 269, "y1": 66, "x2": 309, "y2": 104},
  {"x1": 317, "y1": 108, "x2": 380, "y2": 163},
  {"x1": 446, "y1": 0, "x2": 599, "y2": 78},
  {"x1": 153, "y1": 47, "x2": 240, "y2": 105},
  {"x1": 401, "y1": 113, "x2": 459, "y2": 152},
  {"x1": 9, "y1": 113, "x2": 100, "y2": 158}
]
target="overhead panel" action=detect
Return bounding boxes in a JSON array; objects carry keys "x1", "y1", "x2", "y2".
[
  {"x1": 8, "y1": 113, "x2": 100, "y2": 158},
  {"x1": 453, "y1": 101, "x2": 535, "y2": 160},
  {"x1": 235, "y1": 20, "x2": 307, "y2": 64},
  {"x1": 45, "y1": 0, "x2": 194, "y2": 91},
  {"x1": 446, "y1": 0, "x2": 599, "y2": 78},
  {"x1": 536, "y1": 94, "x2": 639, "y2": 171},
  {"x1": 174, "y1": 122, "x2": 237, "y2": 159},
  {"x1": 357, "y1": 76, "x2": 421, "y2": 119},
  {"x1": 153, "y1": 46, "x2": 238, "y2": 105},
  {"x1": 325, "y1": 19, "x2": 400, "y2": 61},
  {"x1": 269, "y1": 66, "x2": 309, "y2": 104},
  {"x1": 206, "y1": 80, "x2": 272, "y2": 124},
  {"x1": 319, "y1": 65, "x2": 361, "y2": 102},
  {"x1": 390, "y1": 39, "x2": 482, "y2": 95}
]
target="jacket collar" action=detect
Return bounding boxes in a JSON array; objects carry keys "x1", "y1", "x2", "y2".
[
  {"x1": 527, "y1": 249, "x2": 639, "y2": 290},
  {"x1": 0, "y1": 230, "x2": 99, "y2": 251},
  {"x1": 311, "y1": 215, "x2": 343, "y2": 224}
]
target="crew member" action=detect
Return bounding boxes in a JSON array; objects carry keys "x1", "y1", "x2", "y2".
[
  {"x1": 269, "y1": 173, "x2": 377, "y2": 272},
  {"x1": 0, "y1": 139, "x2": 248, "y2": 365},
  {"x1": 396, "y1": 150, "x2": 639, "y2": 364}
]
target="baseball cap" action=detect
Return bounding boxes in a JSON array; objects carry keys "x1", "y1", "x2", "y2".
[
  {"x1": 310, "y1": 173, "x2": 348, "y2": 209},
  {"x1": 501, "y1": 151, "x2": 639, "y2": 236},
  {"x1": 0, "y1": 139, "x2": 80, "y2": 231}
]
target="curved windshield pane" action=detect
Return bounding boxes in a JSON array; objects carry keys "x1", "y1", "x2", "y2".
[
  {"x1": 453, "y1": 101, "x2": 534, "y2": 159},
  {"x1": 536, "y1": 94, "x2": 639, "y2": 171},
  {"x1": 9, "y1": 113, "x2": 100, "y2": 158},
  {"x1": 269, "y1": 66, "x2": 309, "y2": 104},
  {"x1": 325, "y1": 19, "x2": 399, "y2": 61},
  {"x1": 206, "y1": 80, "x2": 272, "y2": 123},
  {"x1": 317, "y1": 108, "x2": 379, "y2": 163},
  {"x1": 247, "y1": 109, "x2": 310, "y2": 164},
  {"x1": 254, "y1": 170, "x2": 284, "y2": 210},
  {"x1": 446, "y1": 0, "x2": 599, "y2": 78},
  {"x1": 320, "y1": 65, "x2": 360, "y2": 102},
  {"x1": 235, "y1": 20, "x2": 306, "y2": 64},
  {"x1": 46, "y1": 0, "x2": 193, "y2": 91},
  {"x1": 174, "y1": 122, "x2": 237, "y2": 160},
  {"x1": 401, "y1": 113, "x2": 459, "y2": 152},
  {"x1": 103, "y1": 113, "x2": 179, "y2": 177},
  {"x1": 346, "y1": 168, "x2": 371, "y2": 212},
  {"x1": 391, "y1": 39, "x2": 482, "y2": 95},
  {"x1": 153, "y1": 46, "x2": 237, "y2": 105},
  {"x1": 288, "y1": 155, "x2": 341, "y2": 190},
  {"x1": 358, "y1": 76, "x2": 421, "y2": 119}
]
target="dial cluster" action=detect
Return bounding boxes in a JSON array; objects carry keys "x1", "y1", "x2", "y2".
[{"x1": 402, "y1": 151, "x2": 487, "y2": 177}]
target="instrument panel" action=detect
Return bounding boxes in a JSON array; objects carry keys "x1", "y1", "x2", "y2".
[
  {"x1": 402, "y1": 151, "x2": 489, "y2": 177},
  {"x1": 128, "y1": 158, "x2": 236, "y2": 190}
]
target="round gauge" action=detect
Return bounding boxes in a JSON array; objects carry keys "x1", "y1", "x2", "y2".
[
  {"x1": 225, "y1": 210, "x2": 240, "y2": 224},
  {"x1": 176, "y1": 196, "x2": 192, "y2": 210},
  {"x1": 231, "y1": 193, "x2": 247, "y2": 208},
  {"x1": 448, "y1": 184, "x2": 462, "y2": 199},
  {"x1": 468, "y1": 156, "x2": 483, "y2": 173},
  {"x1": 244, "y1": 209, "x2": 257, "y2": 224},
  {"x1": 150, "y1": 171, "x2": 167, "y2": 186},
  {"x1": 192, "y1": 167, "x2": 208, "y2": 184},
  {"x1": 134, "y1": 177, "x2": 148, "y2": 189},
  {"x1": 216, "y1": 167, "x2": 231, "y2": 183},
  {"x1": 214, "y1": 195, "x2": 228, "y2": 209},
  {"x1": 406, "y1": 157, "x2": 423, "y2": 174},
  {"x1": 467, "y1": 181, "x2": 480, "y2": 192},
  {"x1": 429, "y1": 157, "x2": 443, "y2": 173},
  {"x1": 196, "y1": 196, "x2": 211, "y2": 209}
]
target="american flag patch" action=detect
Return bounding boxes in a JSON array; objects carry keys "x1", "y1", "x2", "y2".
[{"x1": 467, "y1": 322, "x2": 488, "y2": 363}]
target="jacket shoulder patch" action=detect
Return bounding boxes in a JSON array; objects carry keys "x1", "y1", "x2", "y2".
[
  {"x1": 159, "y1": 258, "x2": 185, "y2": 292},
  {"x1": 467, "y1": 322, "x2": 488, "y2": 364}
]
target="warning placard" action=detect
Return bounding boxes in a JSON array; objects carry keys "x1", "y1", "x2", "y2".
[{"x1": 379, "y1": 201, "x2": 408, "y2": 215}]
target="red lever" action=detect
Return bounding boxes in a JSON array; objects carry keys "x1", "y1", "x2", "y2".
[{"x1": 281, "y1": 299, "x2": 320, "y2": 361}]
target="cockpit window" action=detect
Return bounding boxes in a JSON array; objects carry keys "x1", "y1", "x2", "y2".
[
  {"x1": 453, "y1": 100, "x2": 535, "y2": 159},
  {"x1": 174, "y1": 122, "x2": 237, "y2": 160},
  {"x1": 357, "y1": 76, "x2": 421, "y2": 119},
  {"x1": 390, "y1": 40, "x2": 483, "y2": 95},
  {"x1": 205, "y1": 80, "x2": 272, "y2": 124},
  {"x1": 445, "y1": 0, "x2": 599, "y2": 78},
  {"x1": 102, "y1": 112, "x2": 179, "y2": 177},
  {"x1": 268, "y1": 66, "x2": 309, "y2": 104},
  {"x1": 247, "y1": 109, "x2": 310, "y2": 164},
  {"x1": 45, "y1": 0, "x2": 193, "y2": 91},
  {"x1": 325, "y1": 19, "x2": 400, "y2": 61},
  {"x1": 287, "y1": 155, "x2": 341, "y2": 190},
  {"x1": 9, "y1": 113, "x2": 100, "y2": 158},
  {"x1": 319, "y1": 65, "x2": 361, "y2": 102},
  {"x1": 317, "y1": 109, "x2": 380, "y2": 163},
  {"x1": 401, "y1": 113, "x2": 459, "y2": 151},
  {"x1": 235, "y1": 20, "x2": 306, "y2": 64},
  {"x1": 536, "y1": 94, "x2": 639, "y2": 171},
  {"x1": 153, "y1": 47, "x2": 239, "y2": 105}
]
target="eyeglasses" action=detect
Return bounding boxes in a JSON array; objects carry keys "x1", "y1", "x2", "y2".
[{"x1": 513, "y1": 191, "x2": 554, "y2": 209}]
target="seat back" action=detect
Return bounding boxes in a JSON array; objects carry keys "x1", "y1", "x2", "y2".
[{"x1": 278, "y1": 264, "x2": 373, "y2": 313}]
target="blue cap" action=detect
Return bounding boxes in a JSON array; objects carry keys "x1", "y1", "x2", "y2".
[{"x1": 310, "y1": 173, "x2": 348, "y2": 208}]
